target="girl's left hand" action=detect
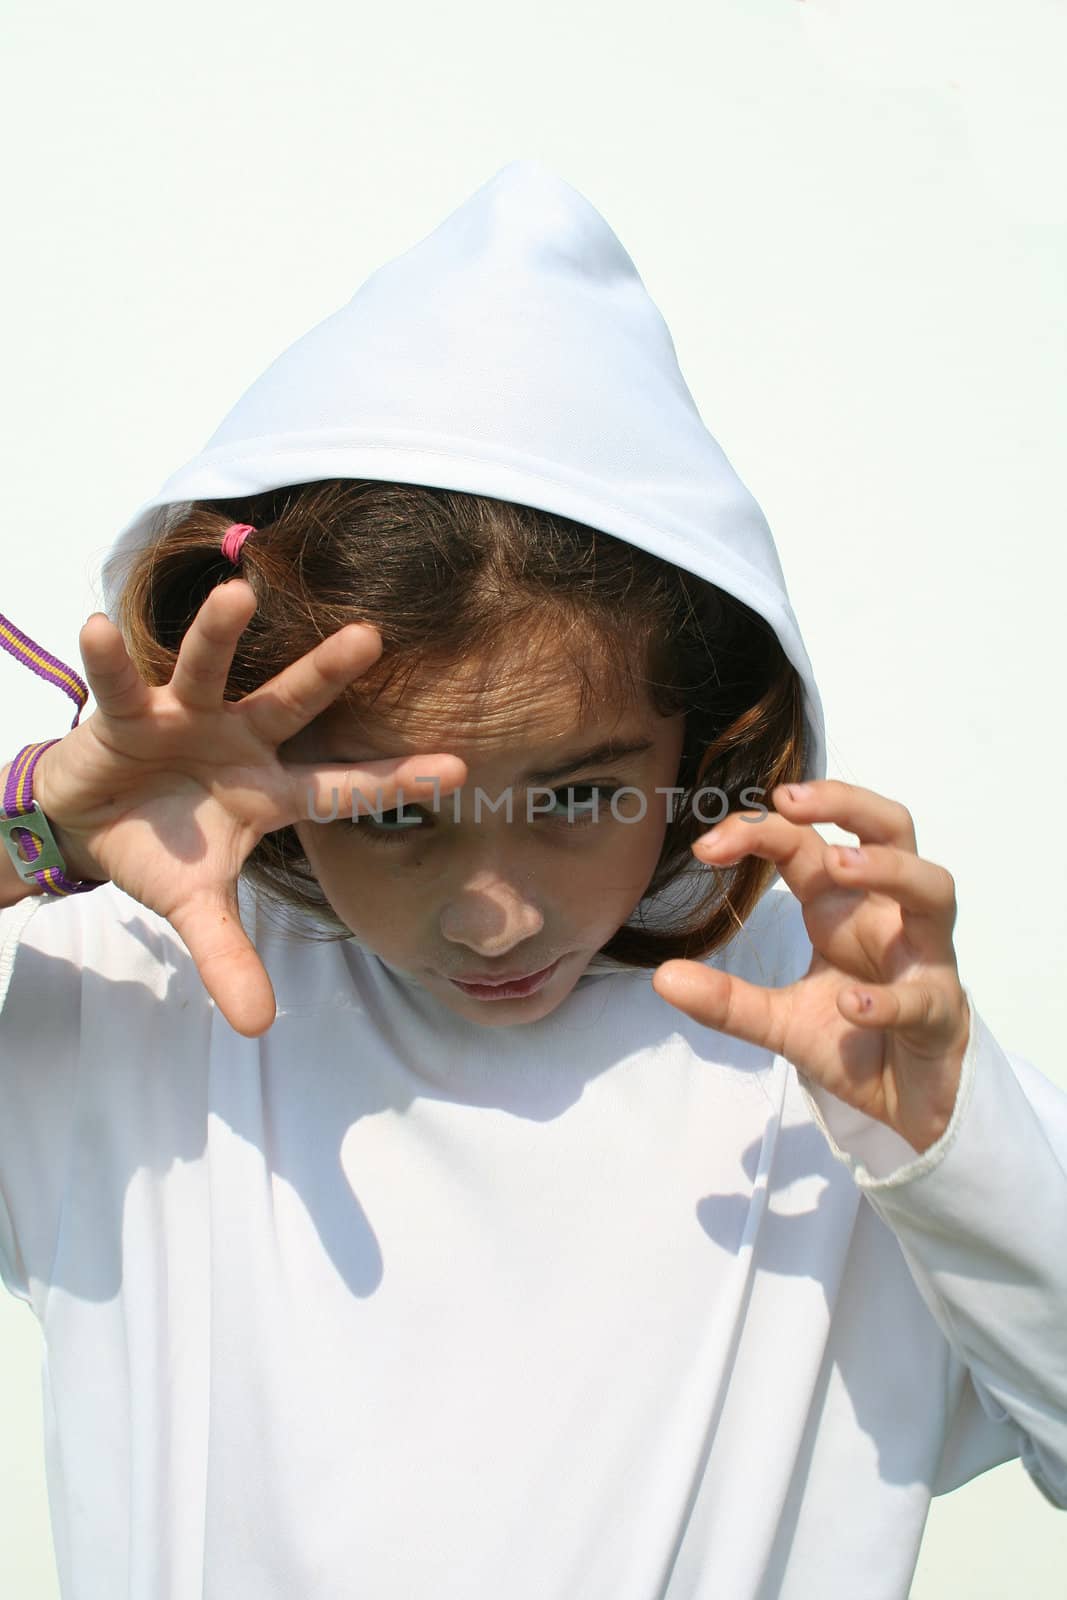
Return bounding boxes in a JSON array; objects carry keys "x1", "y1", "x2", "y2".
[{"x1": 652, "y1": 780, "x2": 971, "y2": 1155}]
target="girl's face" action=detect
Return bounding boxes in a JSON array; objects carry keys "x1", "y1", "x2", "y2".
[{"x1": 291, "y1": 632, "x2": 685, "y2": 1027}]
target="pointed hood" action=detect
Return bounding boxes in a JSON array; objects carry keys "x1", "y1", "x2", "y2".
[{"x1": 103, "y1": 157, "x2": 826, "y2": 784}]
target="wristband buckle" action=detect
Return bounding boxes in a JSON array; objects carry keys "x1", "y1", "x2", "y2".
[{"x1": 0, "y1": 803, "x2": 69, "y2": 883}]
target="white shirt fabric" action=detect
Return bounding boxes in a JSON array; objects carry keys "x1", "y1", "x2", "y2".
[{"x1": 1, "y1": 877, "x2": 1064, "y2": 1600}]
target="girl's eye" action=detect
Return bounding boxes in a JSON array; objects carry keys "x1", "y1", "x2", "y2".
[
  {"x1": 548, "y1": 785, "x2": 616, "y2": 823},
  {"x1": 351, "y1": 804, "x2": 429, "y2": 843},
  {"x1": 340, "y1": 788, "x2": 620, "y2": 840}
]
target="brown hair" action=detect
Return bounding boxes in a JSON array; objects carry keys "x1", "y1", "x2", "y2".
[{"x1": 114, "y1": 478, "x2": 808, "y2": 965}]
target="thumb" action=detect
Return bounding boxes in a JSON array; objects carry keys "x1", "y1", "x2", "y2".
[
  {"x1": 652, "y1": 959, "x2": 786, "y2": 1056},
  {"x1": 168, "y1": 890, "x2": 278, "y2": 1038}
]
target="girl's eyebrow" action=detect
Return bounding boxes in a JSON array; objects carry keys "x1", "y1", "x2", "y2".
[{"x1": 521, "y1": 737, "x2": 655, "y2": 785}]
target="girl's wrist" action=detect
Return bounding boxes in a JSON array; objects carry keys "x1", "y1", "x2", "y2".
[
  {"x1": 2, "y1": 746, "x2": 107, "y2": 891},
  {"x1": 31, "y1": 745, "x2": 108, "y2": 887}
]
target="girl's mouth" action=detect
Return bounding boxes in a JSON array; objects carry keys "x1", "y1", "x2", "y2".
[{"x1": 449, "y1": 959, "x2": 562, "y2": 1001}]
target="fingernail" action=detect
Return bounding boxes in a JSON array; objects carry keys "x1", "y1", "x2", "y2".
[{"x1": 695, "y1": 835, "x2": 738, "y2": 867}]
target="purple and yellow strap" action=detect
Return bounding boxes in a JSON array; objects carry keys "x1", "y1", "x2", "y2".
[
  {"x1": 0, "y1": 610, "x2": 88, "y2": 730},
  {"x1": 0, "y1": 611, "x2": 98, "y2": 896},
  {"x1": 1, "y1": 738, "x2": 96, "y2": 895}
]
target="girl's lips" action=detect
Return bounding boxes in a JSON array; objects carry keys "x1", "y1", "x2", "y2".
[{"x1": 449, "y1": 959, "x2": 562, "y2": 1001}]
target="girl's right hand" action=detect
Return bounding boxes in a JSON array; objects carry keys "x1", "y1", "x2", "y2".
[{"x1": 31, "y1": 579, "x2": 467, "y2": 1039}]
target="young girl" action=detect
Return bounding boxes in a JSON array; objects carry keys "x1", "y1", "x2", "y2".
[{"x1": 0, "y1": 159, "x2": 1063, "y2": 1600}]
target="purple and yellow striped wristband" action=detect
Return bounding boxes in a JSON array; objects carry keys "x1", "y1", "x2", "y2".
[{"x1": 0, "y1": 610, "x2": 102, "y2": 897}]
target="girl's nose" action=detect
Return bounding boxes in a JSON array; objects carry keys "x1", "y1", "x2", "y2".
[{"x1": 438, "y1": 873, "x2": 545, "y2": 955}]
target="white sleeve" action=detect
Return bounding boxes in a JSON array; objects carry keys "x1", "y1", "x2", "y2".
[
  {"x1": 796, "y1": 987, "x2": 1067, "y2": 1510},
  {"x1": 0, "y1": 892, "x2": 86, "y2": 1317}
]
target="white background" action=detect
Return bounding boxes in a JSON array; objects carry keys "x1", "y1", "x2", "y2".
[{"x1": 1, "y1": 0, "x2": 1065, "y2": 1593}]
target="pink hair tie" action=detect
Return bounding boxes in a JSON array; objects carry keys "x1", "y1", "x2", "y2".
[{"x1": 221, "y1": 522, "x2": 256, "y2": 564}]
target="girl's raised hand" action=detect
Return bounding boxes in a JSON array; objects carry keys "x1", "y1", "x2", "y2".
[
  {"x1": 31, "y1": 579, "x2": 466, "y2": 1039},
  {"x1": 652, "y1": 781, "x2": 971, "y2": 1155}
]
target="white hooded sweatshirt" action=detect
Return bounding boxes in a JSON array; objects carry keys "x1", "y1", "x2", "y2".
[{"x1": 1, "y1": 159, "x2": 1064, "y2": 1600}]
